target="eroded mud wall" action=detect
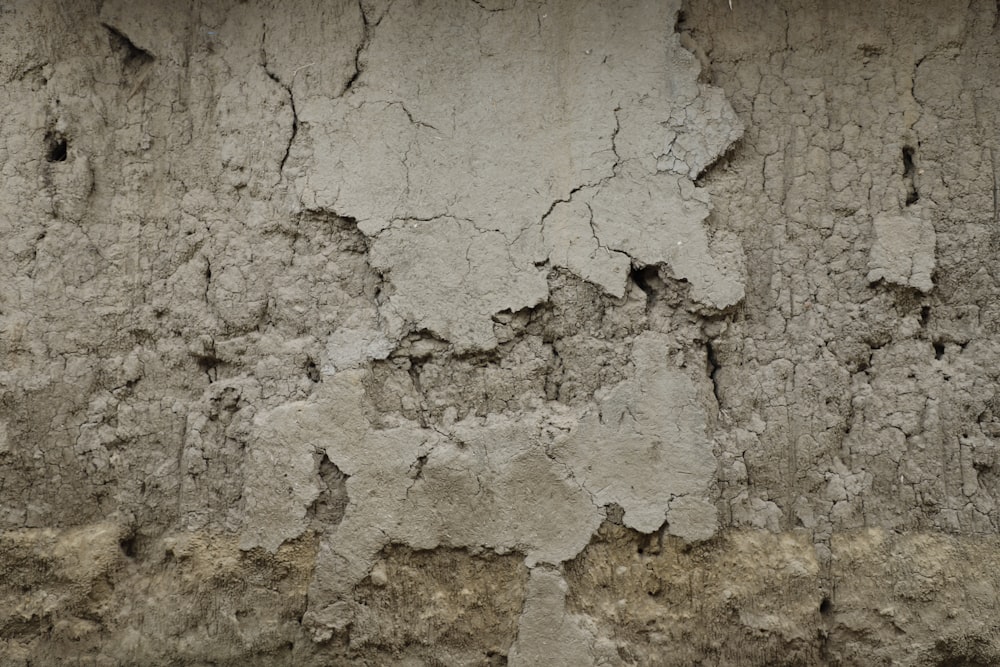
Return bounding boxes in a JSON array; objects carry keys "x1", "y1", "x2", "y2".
[{"x1": 2, "y1": 0, "x2": 1000, "y2": 665}]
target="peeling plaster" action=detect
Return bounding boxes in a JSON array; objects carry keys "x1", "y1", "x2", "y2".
[{"x1": 288, "y1": 0, "x2": 745, "y2": 351}]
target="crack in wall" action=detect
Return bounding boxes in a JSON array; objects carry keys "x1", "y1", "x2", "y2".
[
  {"x1": 259, "y1": 28, "x2": 302, "y2": 178},
  {"x1": 340, "y1": 0, "x2": 383, "y2": 97},
  {"x1": 705, "y1": 338, "x2": 722, "y2": 407}
]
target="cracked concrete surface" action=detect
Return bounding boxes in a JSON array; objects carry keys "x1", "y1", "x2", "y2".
[
  {"x1": 4, "y1": 0, "x2": 1000, "y2": 664},
  {"x1": 290, "y1": 0, "x2": 745, "y2": 351}
]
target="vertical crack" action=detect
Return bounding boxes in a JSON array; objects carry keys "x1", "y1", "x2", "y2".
[
  {"x1": 260, "y1": 25, "x2": 305, "y2": 177},
  {"x1": 342, "y1": 0, "x2": 377, "y2": 96},
  {"x1": 706, "y1": 339, "x2": 722, "y2": 406},
  {"x1": 404, "y1": 453, "x2": 429, "y2": 499},
  {"x1": 280, "y1": 90, "x2": 298, "y2": 174},
  {"x1": 203, "y1": 257, "x2": 212, "y2": 303},
  {"x1": 610, "y1": 106, "x2": 622, "y2": 175},
  {"x1": 902, "y1": 146, "x2": 920, "y2": 206}
]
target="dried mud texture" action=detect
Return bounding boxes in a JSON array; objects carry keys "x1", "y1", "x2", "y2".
[
  {"x1": 2, "y1": 0, "x2": 1000, "y2": 665},
  {"x1": 566, "y1": 525, "x2": 1000, "y2": 666}
]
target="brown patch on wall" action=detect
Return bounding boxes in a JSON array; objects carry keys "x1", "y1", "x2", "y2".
[
  {"x1": 352, "y1": 545, "x2": 527, "y2": 664},
  {"x1": 564, "y1": 523, "x2": 1000, "y2": 666}
]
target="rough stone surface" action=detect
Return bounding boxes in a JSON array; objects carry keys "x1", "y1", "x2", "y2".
[{"x1": 4, "y1": 0, "x2": 1000, "y2": 664}]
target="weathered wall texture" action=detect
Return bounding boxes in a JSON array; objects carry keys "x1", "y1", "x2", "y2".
[{"x1": 2, "y1": 0, "x2": 1000, "y2": 664}]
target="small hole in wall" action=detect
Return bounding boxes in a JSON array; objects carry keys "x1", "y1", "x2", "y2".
[
  {"x1": 920, "y1": 306, "x2": 931, "y2": 327},
  {"x1": 119, "y1": 535, "x2": 137, "y2": 558},
  {"x1": 629, "y1": 265, "x2": 658, "y2": 296},
  {"x1": 902, "y1": 146, "x2": 916, "y2": 177},
  {"x1": 305, "y1": 357, "x2": 320, "y2": 383},
  {"x1": 934, "y1": 341, "x2": 946, "y2": 360},
  {"x1": 45, "y1": 131, "x2": 67, "y2": 162},
  {"x1": 819, "y1": 597, "x2": 833, "y2": 615}
]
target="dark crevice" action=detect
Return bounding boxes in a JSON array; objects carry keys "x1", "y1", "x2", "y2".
[
  {"x1": 385, "y1": 101, "x2": 438, "y2": 131},
  {"x1": 675, "y1": 7, "x2": 712, "y2": 83},
  {"x1": 342, "y1": 0, "x2": 376, "y2": 96},
  {"x1": 819, "y1": 597, "x2": 833, "y2": 615},
  {"x1": 539, "y1": 180, "x2": 600, "y2": 227},
  {"x1": 934, "y1": 341, "x2": 946, "y2": 360},
  {"x1": 343, "y1": 50, "x2": 364, "y2": 95},
  {"x1": 469, "y1": 0, "x2": 509, "y2": 12},
  {"x1": 305, "y1": 357, "x2": 321, "y2": 383},
  {"x1": 607, "y1": 106, "x2": 622, "y2": 174},
  {"x1": 855, "y1": 352, "x2": 872, "y2": 374},
  {"x1": 280, "y1": 91, "x2": 298, "y2": 174},
  {"x1": 194, "y1": 355, "x2": 220, "y2": 383},
  {"x1": 203, "y1": 259, "x2": 212, "y2": 304},
  {"x1": 405, "y1": 451, "x2": 431, "y2": 499},
  {"x1": 44, "y1": 131, "x2": 67, "y2": 162},
  {"x1": 629, "y1": 265, "x2": 656, "y2": 296},
  {"x1": 102, "y1": 23, "x2": 155, "y2": 67},
  {"x1": 307, "y1": 452, "x2": 349, "y2": 528},
  {"x1": 544, "y1": 343, "x2": 564, "y2": 401},
  {"x1": 706, "y1": 340, "x2": 722, "y2": 405},
  {"x1": 920, "y1": 305, "x2": 931, "y2": 328},
  {"x1": 694, "y1": 139, "x2": 741, "y2": 186},
  {"x1": 398, "y1": 328, "x2": 451, "y2": 358},
  {"x1": 262, "y1": 71, "x2": 297, "y2": 176},
  {"x1": 902, "y1": 146, "x2": 920, "y2": 205},
  {"x1": 902, "y1": 145, "x2": 917, "y2": 175},
  {"x1": 675, "y1": 9, "x2": 687, "y2": 30},
  {"x1": 14, "y1": 62, "x2": 48, "y2": 85},
  {"x1": 119, "y1": 534, "x2": 138, "y2": 559},
  {"x1": 408, "y1": 455, "x2": 428, "y2": 482},
  {"x1": 191, "y1": 336, "x2": 220, "y2": 384},
  {"x1": 261, "y1": 26, "x2": 299, "y2": 175}
]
